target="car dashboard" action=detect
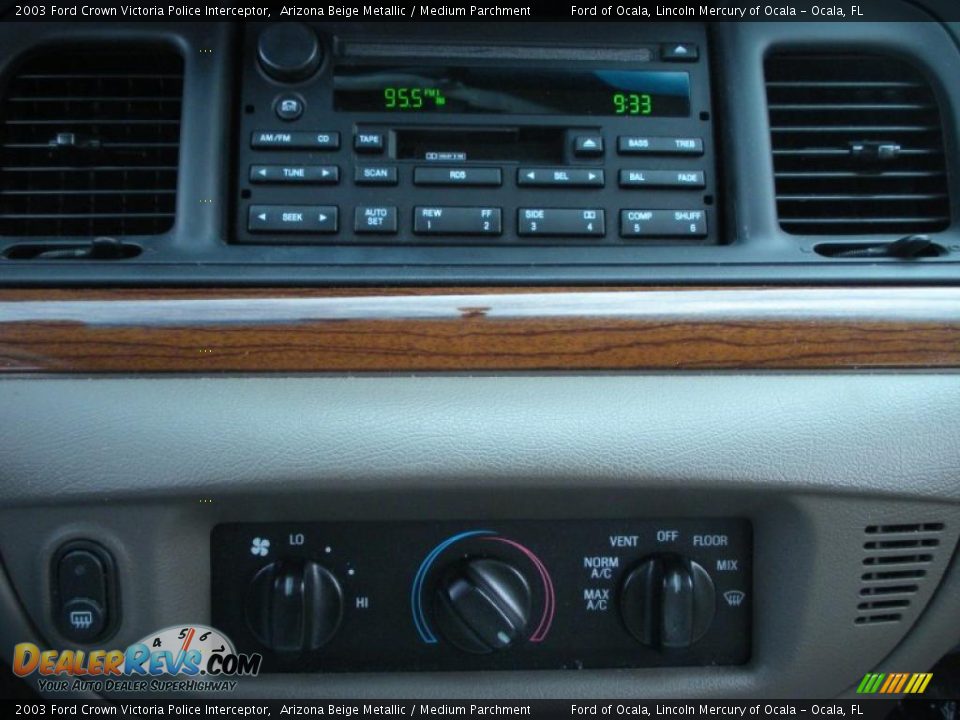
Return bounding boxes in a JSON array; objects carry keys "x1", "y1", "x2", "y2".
[{"x1": 1, "y1": 7, "x2": 960, "y2": 702}]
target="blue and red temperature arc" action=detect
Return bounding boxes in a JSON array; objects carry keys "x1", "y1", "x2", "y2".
[{"x1": 411, "y1": 530, "x2": 556, "y2": 644}]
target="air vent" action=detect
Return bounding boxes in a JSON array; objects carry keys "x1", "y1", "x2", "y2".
[
  {"x1": 856, "y1": 522, "x2": 945, "y2": 625},
  {"x1": 765, "y1": 54, "x2": 950, "y2": 235},
  {"x1": 0, "y1": 46, "x2": 183, "y2": 237}
]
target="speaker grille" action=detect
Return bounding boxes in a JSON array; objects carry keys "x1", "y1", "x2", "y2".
[{"x1": 857, "y1": 522, "x2": 945, "y2": 625}]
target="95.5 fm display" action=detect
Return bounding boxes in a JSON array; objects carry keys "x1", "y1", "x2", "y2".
[{"x1": 333, "y1": 66, "x2": 691, "y2": 116}]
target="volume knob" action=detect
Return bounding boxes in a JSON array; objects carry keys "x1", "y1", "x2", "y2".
[
  {"x1": 619, "y1": 554, "x2": 715, "y2": 649},
  {"x1": 433, "y1": 558, "x2": 532, "y2": 654},
  {"x1": 245, "y1": 558, "x2": 342, "y2": 653},
  {"x1": 257, "y1": 23, "x2": 322, "y2": 83}
]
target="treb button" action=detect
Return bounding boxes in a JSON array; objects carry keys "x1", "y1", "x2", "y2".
[{"x1": 618, "y1": 136, "x2": 704, "y2": 156}]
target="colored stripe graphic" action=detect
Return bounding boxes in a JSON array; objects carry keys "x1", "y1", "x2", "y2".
[
  {"x1": 410, "y1": 530, "x2": 494, "y2": 643},
  {"x1": 857, "y1": 672, "x2": 933, "y2": 694}
]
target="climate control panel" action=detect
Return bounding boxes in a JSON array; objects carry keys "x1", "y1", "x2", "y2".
[{"x1": 211, "y1": 520, "x2": 751, "y2": 672}]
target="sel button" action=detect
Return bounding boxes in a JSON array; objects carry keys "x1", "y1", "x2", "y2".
[{"x1": 517, "y1": 168, "x2": 604, "y2": 187}]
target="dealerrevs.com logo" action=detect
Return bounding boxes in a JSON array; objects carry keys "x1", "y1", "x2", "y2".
[{"x1": 11, "y1": 624, "x2": 261, "y2": 693}]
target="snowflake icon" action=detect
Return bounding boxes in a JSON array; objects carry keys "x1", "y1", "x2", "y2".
[{"x1": 250, "y1": 537, "x2": 271, "y2": 557}]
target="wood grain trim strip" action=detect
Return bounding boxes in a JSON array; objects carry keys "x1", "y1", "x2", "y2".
[{"x1": 1, "y1": 287, "x2": 959, "y2": 372}]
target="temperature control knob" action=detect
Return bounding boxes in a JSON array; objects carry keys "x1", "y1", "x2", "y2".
[
  {"x1": 257, "y1": 24, "x2": 323, "y2": 83},
  {"x1": 619, "y1": 554, "x2": 715, "y2": 649},
  {"x1": 433, "y1": 558, "x2": 532, "y2": 654},
  {"x1": 246, "y1": 558, "x2": 342, "y2": 653}
]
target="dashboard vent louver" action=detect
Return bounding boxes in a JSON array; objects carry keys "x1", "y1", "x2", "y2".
[
  {"x1": 0, "y1": 46, "x2": 183, "y2": 237},
  {"x1": 856, "y1": 522, "x2": 944, "y2": 626},
  {"x1": 765, "y1": 54, "x2": 950, "y2": 235}
]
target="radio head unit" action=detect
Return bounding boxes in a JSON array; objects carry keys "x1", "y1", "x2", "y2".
[{"x1": 234, "y1": 22, "x2": 717, "y2": 249}]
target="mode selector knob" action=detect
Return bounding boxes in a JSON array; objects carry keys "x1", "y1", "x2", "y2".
[
  {"x1": 257, "y1": 23, "x2": 323, "y2": 83},
  {"x1": 619, "y1": 554, "x2": 716, "y2": 650},
  {"x1": 433, "y1": 558, "x2": 532, "y2": 654},
  {"x1": 245, "y1": 558, "x2": 342, "y2": 653}
]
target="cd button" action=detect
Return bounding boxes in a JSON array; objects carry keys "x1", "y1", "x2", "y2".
[{"x1": 251, "y1": 131, "x2": 340, "y2": 150}]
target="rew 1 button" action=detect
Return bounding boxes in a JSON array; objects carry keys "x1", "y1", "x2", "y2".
[
  {"x1": 249, "y1": 205, "x2": 338, "y2": 233},
  {"x1": 414, "y1": 207, "x2": 502, "y2": 235},
  {"x1": 354, "y1": 206, "x2": 398, "y2": 234}
]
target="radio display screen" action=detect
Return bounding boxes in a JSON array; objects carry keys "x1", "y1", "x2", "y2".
[{"x1": 333, "y1": 67, "x2": 691, "y2": 117}]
